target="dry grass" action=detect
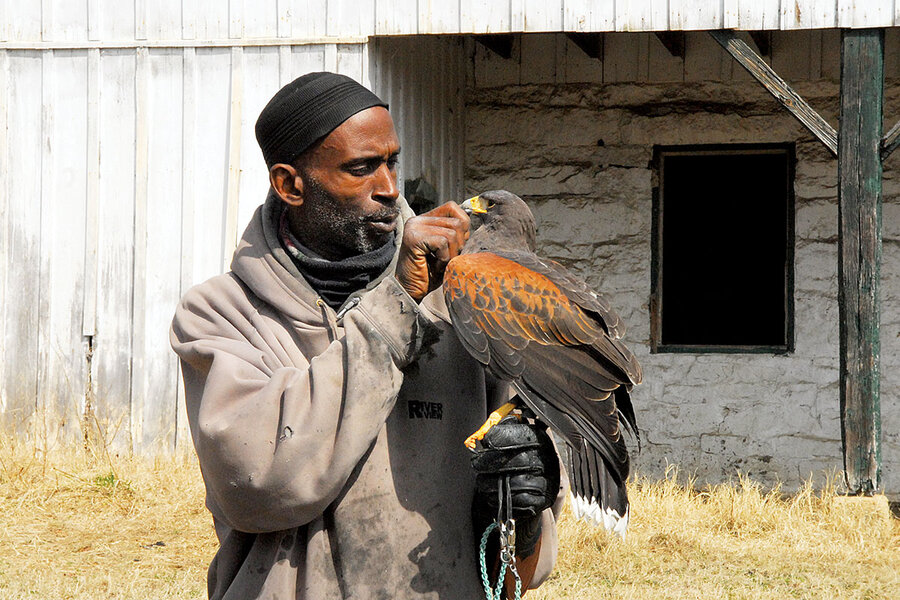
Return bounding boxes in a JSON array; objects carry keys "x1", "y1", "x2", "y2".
[
  {"x1": 534, "y1": 467, "x2": 900, "y2": 600},
  {"x1": 1, "y1": 442, "x2": 897, "y2": 600},
  {"x1": 0, "y1": 439, "x2": 216, "y2": 599}
]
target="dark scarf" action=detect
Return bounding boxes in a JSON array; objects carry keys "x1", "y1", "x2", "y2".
[{"x1": 279, "y1": 208, "x2": 396, "y2": 309}]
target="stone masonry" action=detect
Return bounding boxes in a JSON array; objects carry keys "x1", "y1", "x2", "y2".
[{"x1": 464, "y1": 59, "x2": 900, "y2": 497}]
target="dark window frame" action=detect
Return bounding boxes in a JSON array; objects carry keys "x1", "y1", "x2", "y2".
[{"x1": 650, "y1": 143, "x2": 796, "y2": 354}]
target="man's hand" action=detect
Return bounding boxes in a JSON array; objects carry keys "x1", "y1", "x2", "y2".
[{"x1": 396, "y1": 202, "x2": 470, "y2": 302}]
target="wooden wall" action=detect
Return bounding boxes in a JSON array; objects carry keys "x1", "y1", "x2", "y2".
[
  {"x1": 2, "y1": 0, "x2": 898, "y2": 43},
  {"x1": 0, "y1": 15, "x2": 467, "y2": 455}
]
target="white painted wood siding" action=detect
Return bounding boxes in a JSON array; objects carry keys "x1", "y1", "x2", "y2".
[
  {"x1": 0, "y1": 30, "x2": 466, "y2": 453},
  {"x1": 0, "y1": 42, "x2": 366, "y2": 452},
  {"x1": 2, "y1": 0, "x2": 899, "y2": 45}
]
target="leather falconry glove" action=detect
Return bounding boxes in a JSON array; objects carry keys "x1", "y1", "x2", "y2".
[{"x1": 471, "y1": 413, "x2": 561, "y2": 557}]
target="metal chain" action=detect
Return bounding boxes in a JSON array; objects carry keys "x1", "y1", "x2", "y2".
[{"x1": 478, "y1": 476, "x2": 523, "y2": 600}]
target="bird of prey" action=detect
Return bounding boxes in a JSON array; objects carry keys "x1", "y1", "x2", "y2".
[{"x1": 444, "y1": 190, "x2": 642, "y2": 535}]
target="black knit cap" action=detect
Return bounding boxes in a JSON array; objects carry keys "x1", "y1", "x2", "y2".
[{"x1": 255, "y1": 72, "x2": 387, "y2": 168}]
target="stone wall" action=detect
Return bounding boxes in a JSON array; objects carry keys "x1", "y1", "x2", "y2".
[{"x1": 463, "y1": 34, "x2": 900, "y2": 495}]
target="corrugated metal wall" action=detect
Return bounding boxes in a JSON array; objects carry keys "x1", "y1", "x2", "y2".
[{"x1": 0, "y1": 3, "x2": 468, "y2": 453}]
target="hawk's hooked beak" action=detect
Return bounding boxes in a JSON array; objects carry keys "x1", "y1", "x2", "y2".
[{"x1": 460, "y1": 195, "x2": 488, "y2": 215}]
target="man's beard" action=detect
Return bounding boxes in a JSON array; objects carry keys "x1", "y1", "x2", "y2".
[{"x1": 290, "y1": 176, "x2": 398, "y2": 260}]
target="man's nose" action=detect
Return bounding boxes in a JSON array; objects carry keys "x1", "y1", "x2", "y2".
[{"x1": 373, "y1": 163, "x2": 399, "y2": 203}]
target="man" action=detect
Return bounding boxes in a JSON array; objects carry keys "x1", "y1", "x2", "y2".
[{"x1": 171, "y1": 72, "x2": 561, "y2": 599}]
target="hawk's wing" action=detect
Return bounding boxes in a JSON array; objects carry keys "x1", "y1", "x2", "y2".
[{"x1": 443, "y1": 250, "x2": 640, "y2": 518}]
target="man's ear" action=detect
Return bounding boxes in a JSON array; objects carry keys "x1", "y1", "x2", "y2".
[{"x1": 270, "y1": 163, "x2": 304, "y2": 206}]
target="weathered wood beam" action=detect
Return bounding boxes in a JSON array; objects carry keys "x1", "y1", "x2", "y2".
[
  {"x1": 838, "y1": 29, "x2": 883, "y2": 496},
  {"x1": 475, "y1": 34, "x2": 514, "y2": 59},
  {"x1": 709, "y1": 29, "x2": 837, "y2": 156},
  {"x1": 880, "y1": 119, "x2": 900, "y2": 159},
  {"x1": 654, "y1": 32, "x2": 684, "y2": 59},
  {"x1": 565, "y1": 32, "x2": 603, "y2": 60}
]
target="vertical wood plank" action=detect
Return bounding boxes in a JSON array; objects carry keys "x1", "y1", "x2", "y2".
[
  {"x1": 327, "y1": 0, "x2": 375, "y2": 36},
  {"x1": 781, "y1": 0, "x2": 836, "y2": 29},
  {"x1": 336, "y1": 43, "x2": 364, "y2": 81},
  {"x1": 238, "y1": 47, "x2": 279, "y2": 237},
  {"x1": 376, "y1": 0, "x2": 418, "y2": 35},
  {"x1": 94, "y1": 49, "x2": 136, "y2": 452},
  {"x1": 176, "y1": 46, "x2": 198, "y2": 453},
  {"x1": 242, "y1": 0, "x2": 277, "y2": 38},
  {"x1": 728, "y1": 0, "x2": 781, "y2": 29},
  {"x1": 130, "y1": 46, "x2": 150, "y2": 452},
  {"x1": 140, "y1": 48, "x2": 184, "y2": 452},
  {"x1": 522, "y1": 0, "x2": 562, "y2": 32},
  {"x1": 292, "y1": 44, "x2": 327, "y2": 76},
  {"x1": 563, "y1": 0, "x2": 614, "y2": 32},
  {"x1": 278, "y1": 44, "x2": 292, "y2": 85},
  {"x1": 838, "y1": 28, "x2": 884, "y2": 495},
  {"x1": 669, "y1": 0, "x2": 723, "y2": 31},
  {"x1": 616, "y1": 0, "x2": 668, "y2": 32},
  {"x1": 194, "y1": 0, "x2": 229, "y2": 40},
  {"x1": 38, "y1": 49, "x2": 89, "y2": 447},
  {"x1": 277, "y1": 0, "x2": 292, "y2": 37},
  {"x1": 838, "y1": 0, "x2": 892, "y2": 28},
  {"x1": 2, "y1": 51, "x2": 42, "y2": 436},
  {"x1": 44, "y1": 0, "x2": 90, "y2": 42},
  {"x1": 223, "y1": 46, "x2": 243, "y2": 272},
  {"x1": 460, "y1": 0, "x2": 508, "y2": 33},
  {"x1": 293, "y1": 0, "x2": 327, "y2": 38},
  {"x1": 135, "y1": 0, "x2": 147, "y2": 40},
  {"x1": 229, "y1": 0, "x2": 243, "y2": 38},
  {"x1": 324, "y1": 43, "x2": 338, "y2": 72},
  {"x1": 87, "y1": 0, "x2": 99, "y2": 40},
  {"x1": 83, "y1": 48, "x2": 100, "y2": 339},
  {"x1": 96, "y1": 0, "x2": 135, "y2": 41},
  {"x1": 418, "y1": 0, "x2": 459, "y2": 34},
  {"x1": 182, "y1": 0, "x2": 197, "y2": 39},
  {"x1": 144, "y1": 0, "x2": 183, "y2": 40},
  {"x1": 7, "y1": 1, "x2": 42, "y2": 42},
  {"x1": 0, "y1": 49, "x2": 8, "y2": 418},
  {"x1": 41, "y1": 0, "x2": 53, "y2": 41}
]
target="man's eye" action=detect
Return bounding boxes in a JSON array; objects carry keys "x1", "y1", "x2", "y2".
[
  {"x1": 387, "y1": 156, "x2": 399, "y2": 170},
  {"x1": 348, "y1": 163, "x2": 376, "y2": 176}
]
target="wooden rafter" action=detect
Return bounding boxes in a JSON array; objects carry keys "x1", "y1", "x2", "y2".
[
  {"x1": 475, "y1": 34, "x2": 514, "y2": 59},
  {"x1": 748, "y1": 31, "x2": 772, "y2": 57},
  {"x1": 565, "y1": 32, "x2": 603, "y2": 60},
  {"x1": 653, "y1": 32, "x2": 684, "y2": 59},
  {"x1": 709, "y1": 29, "x2": 837, "y2": 156}
]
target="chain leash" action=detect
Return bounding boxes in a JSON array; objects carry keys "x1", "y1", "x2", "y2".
[{"x1": 478, "y1": 475, "x2": 522, "y2": 600}]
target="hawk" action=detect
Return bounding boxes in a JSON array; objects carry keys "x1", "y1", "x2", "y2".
[{"x1": 444, "y1": 190, "x2": 642, "y2": 535}]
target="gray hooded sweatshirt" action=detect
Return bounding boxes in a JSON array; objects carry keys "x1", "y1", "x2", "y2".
[{"x1": 170, "y1": 194, "x2": 559, "y2": 600}]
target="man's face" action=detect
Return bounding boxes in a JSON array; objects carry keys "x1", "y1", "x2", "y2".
[{"x1": 288, "y1": 106, "x2": 401, "y2": 260}]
